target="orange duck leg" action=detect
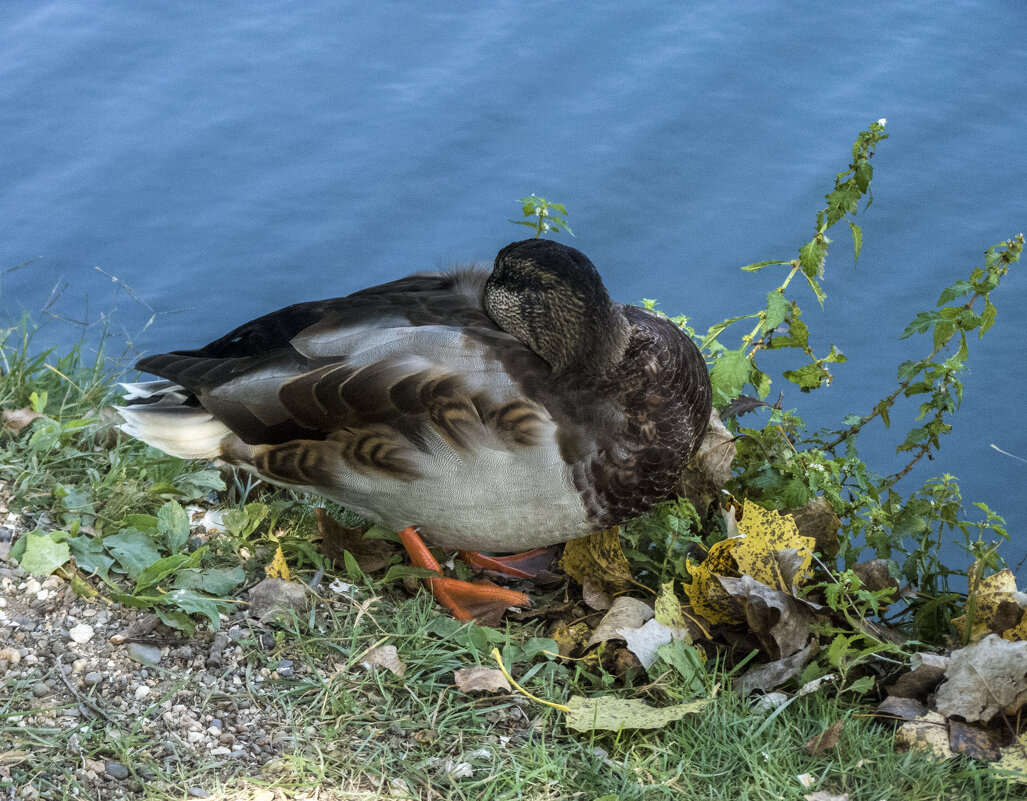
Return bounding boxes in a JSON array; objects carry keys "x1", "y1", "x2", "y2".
[{"x1": 397, "y1": 527, "x2": 531, "y2": 624}]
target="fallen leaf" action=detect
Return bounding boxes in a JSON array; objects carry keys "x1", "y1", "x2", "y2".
[
  {"x1": 246, "y1": 577, "x2": 308, "y2": 623},
  {"x1": 315, "y1": 508, "x2": 395, "y2": 573},
  {"x1": 1, "y1": 408, "x2": 44, "y2": 434},
  {"x1": 718, "y1": 574, "x2": 814, "y2": 659},
  {"x1": 265, "y1": 545, "x2": 290, "y2": 580},
  {"x1": 618, "y1": 618, "x2": 691, "y2": 670},
  {"x1": 994, "y1": 732, "x2": 1027, "y2": 786},
  {"x1": 550, "y1": 619, "x2": 592, "y2": 658},
  {"x1": 885, "y1": 652, "x2": 948, "y2": 699},
  {"x1": 947, "y1": 720, "x2": 1001, "y2": 761},
  {"x1": 851, "y1": 559, "x2": 900, "y2": 597},
  {"x1": 951, "y1": 564, "x2": 1027, "y2": 643},
  {"x1": 655, "y1": 581, "x2": 688, "y2": 628},
  {"x1": 564, "y1": 696, "x2": 709, "y2": 732},
  {"x1": 581, "y1": 577, "x2": 612, "y2": 611},
  {"x1": 731, "y1": 501, "x2": 815, "y2": 593},
  {"x1": 360, "y1": 644, "x2": 406, "y2": 678},
  {"x1": 14, "y1": 531, "x2": 70, "y2": 577},
  {"x1": 894, "y1": 712, "x2": 953, "y2": 759},
  {"x1": 454, "y1": 667, "x2": 511, "y2": 693},
  {"x1": 875, "y1": 695, "x2": 927, "y2": 722},
  {"x1": 805, "y1": 721, "x2": 843, "y2": 755},
  {"x1": 562, "y1": 527, "x2": 634, "y2": 594},
  {"x1": 684, "y1": 538, "x2": 743, "y2": 625},
  {"x1": 586, "y1": 596, "x2": 653, "y2": 649},
  {"x1": 786, "y1": 496, "x2": 841, "y2": 560},
  {"x1": 935, "y1": 635, "x2": 1027, "y2": 722},
  {"x1": 736, "y1": 642, "x2": 814, "y2": 695}
]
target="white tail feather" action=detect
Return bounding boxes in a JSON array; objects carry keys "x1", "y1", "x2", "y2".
[{"x1": 116, "y1": 405, "x2": 229, "y2": 460}]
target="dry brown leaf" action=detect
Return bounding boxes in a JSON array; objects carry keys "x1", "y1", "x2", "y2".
[
  {"x1": 360, "y1": 644, "x2": 406, "y2": 678},
  {"x1": 736, "y1": 642, "x2": 814, "y2": 695},
  {"x1": 718, "y1": 574, "x2": 814, "y2": 659},
  {"x1": 875, "y1": 695, "x2": 927, "y2": 722},
  {"x1": 453, "y1": 666, "x2": 511, "y2": 693},
  {"x1": 947, "y1": 720, "x2": 1002, "y2": 761},
  {"x1": 316, "y1": 509, "x2": 395, "y2": 573},
  {"x1": 586, "y1": 597, "x2": 654, "y2": 649},
  {"x1": 935, "y1": 635, "x2": 1027, "y2": 722},
  {"x1": 787, "y1": 496, "x2": 841, "y2": 560},
  {"x1": 1, "y1": 407, "x2": 44, "y2": 434},
  {"x1": 561, "y1": 526, "x2": 634, "y2": 594},
  {"x1": 805, "y1": 720, "x2": 843, "y2": 755},
  {"x1": 894, "y1": 712, "x2": 953, "y2": 759},
  {"x1": 885, "y1": 652, "x2": 948, "y2": 700},
  {"x1": 581, "y1": 577, "x2": 612, "y2": 611},
  {"x1": 851, "y1": 559, "x2": 900, "y2": 597}
]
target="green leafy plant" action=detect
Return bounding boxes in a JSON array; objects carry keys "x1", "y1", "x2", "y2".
[{"x1": 510, "y1": 193, "x2": 574, "y2": 238}]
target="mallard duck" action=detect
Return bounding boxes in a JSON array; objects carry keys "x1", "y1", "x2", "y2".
[{"x1": 118, "y1": 239, "x2": 712, "y2": 621}]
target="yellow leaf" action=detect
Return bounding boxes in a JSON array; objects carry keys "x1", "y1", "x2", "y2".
[
  {"x1": 561, "y1": 526, "x2": 633, "y2": 594},
  {"x1": 684, "y1": 539, "x2": 743, "y2": 625},
  {"x1": 655, "y1": 581, "x2": 687, "y2": 628},
  {"x1": 564, "y1": 696, "x2": 710, "y2": 732},
  {"x1": 995, "y1": 731, "x2": 1027, "y2": 786},
  {"x1": 265, "y1": 545, "x2": 290, "y2": 580},
  {"x1": 732, "y1": 500, "x2": 814, "y2": 592},
  {"x1": 952, "y1": 564, "x2": 1027, "y2": 643}
]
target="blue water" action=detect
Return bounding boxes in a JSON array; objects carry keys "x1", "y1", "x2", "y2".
[{"x1": 2, "y1": 2, "x2": 1025, "y2": 566}]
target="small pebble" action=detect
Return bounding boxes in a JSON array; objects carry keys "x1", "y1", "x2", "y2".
[
  {"x1": 188, "y1": 788, "x2": 210, "y2": 798},
  {"x1": 127, "y1": 642, "x2": 162, "y2": 666},
  {"x1": 31, "y1": 682, "x2": 51, "y2": 698},
  {"x1": 134, "y1": 685, "x2": 151, "y2": 700},
  {"x1": 68, "y1": 624, "x2": 94, "y2": 644},
  {"x1": 105, "y1": 762, "x2": 129, "y2": 780},
  {"x1": 71, "y1": 658, "x2": 87, "y2": 674},
  {"x1": 83, "y1": 672, "x2": 103, "y2": 687}
]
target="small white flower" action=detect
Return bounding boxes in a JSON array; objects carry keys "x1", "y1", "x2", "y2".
[
  {"x1": 534, "y1": 206, "x2": 543, "y2": 217},
  {"x1": 542, "y1": 222, "x2": 551, "y2": 231},
  {"x1": 877, "y1": 118, "x2": 887, "y2": 126}
]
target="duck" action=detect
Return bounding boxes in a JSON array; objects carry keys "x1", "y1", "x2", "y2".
[{"x1": 117, "y1": 239, "x2": 713, "y2": 622}]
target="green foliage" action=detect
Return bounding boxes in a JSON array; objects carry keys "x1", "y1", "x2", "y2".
[{"x1": 510, "y1": 193, "x2": 574, "y2": 238}]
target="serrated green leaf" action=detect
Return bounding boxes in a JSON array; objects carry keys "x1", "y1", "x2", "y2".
[
  {"x1": 783, "y1": 363, "x2": 826, "y2": 392},
  {"x1": 762, "y1": 290, "x2": 790, "y2": 335},
  {"x1": 122, "y1": 514, "x2": 159, "y2": 532},
  {"x1": 699, "y1": 314, "x2": 759, "y2": 352},
  {"x1": 799, "y1": 239, "x2": 825, "y2": 278},
  {"x1": 932, "y1": 320, "x2": 956, "y2": 350},
  {"x1": 154, "y1": 607, "x2": 196, "y2": 636},
  {"x1": 564, "y1": 696, "x2": 710, "y2": 732},
  {"x1": 709, "y1": 348, "x2": 751, "y2": 403},
  {"x1": 937, "y1": 280, "x2": 972, "y2": 306},
  {"x1": 174, "y1": 469, "x2": 226, "y2": 501},
  {"x1": 980, "y1": 299, "x2": 997, "y2": 336},
  {"x1": 17, "y1": 532, "x2": 71, "y2": 576}
]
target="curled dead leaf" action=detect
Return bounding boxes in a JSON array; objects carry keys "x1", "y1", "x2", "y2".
[
  {"x1": 315, "y1": 508, "x2": 395, "y2": 573},
  {"x1": 1, "y1": 407, "x2": 44, "y2": 434},
  {"x1": 454, "y1": 667, "x2": 511, "y2": 694},
  {"x1": 586, "y1": 596, "x2": 653, "y2": 649},
  {"x1": 805, "y1": 720, "x2": 843, "y2": 755},
  {"x1": 935, "y1": 635, "x2": 1027, "y2": 722},
  {"x1": 718, "y1": 574, "x2": 815, "y2": 659},
  {"x1": 360, "y1": 644, "x2": 406, "y2": 678},
  {"x1": 561, "y1": 527, "x2": 634, "y2": 594}
]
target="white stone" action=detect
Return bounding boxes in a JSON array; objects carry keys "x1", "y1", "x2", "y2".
[
  {"x1": 133, "y1": 685, "x2": 151, "y2": 700},
  {"x1": 68, "y1": 624, "x2": 95, "y2": 644}
]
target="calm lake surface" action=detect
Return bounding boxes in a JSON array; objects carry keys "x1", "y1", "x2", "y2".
[{"x1": 2, "y1": 2, "x2": 1025, "y2": 566}]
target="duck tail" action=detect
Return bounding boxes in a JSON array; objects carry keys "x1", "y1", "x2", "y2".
[{"x1": 115, "y1": 381, "x2": 229, "y2": 460}]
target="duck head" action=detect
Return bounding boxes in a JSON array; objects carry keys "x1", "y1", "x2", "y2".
[{"x1": 484, "y1": 239, "x2": 631, "y2": 377}]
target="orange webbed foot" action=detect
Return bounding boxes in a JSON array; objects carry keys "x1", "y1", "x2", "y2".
[
  {"x1": 398, "y1": 527, "x2": 530, "y2": 625},
  {"x1": 458, "y1": 546, "x2": 560, "y2": 579}
]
